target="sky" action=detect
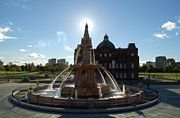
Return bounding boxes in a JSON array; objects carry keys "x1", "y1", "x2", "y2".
[{"x1": 0, "y1": 0, "x2": 180, "y2": 65}]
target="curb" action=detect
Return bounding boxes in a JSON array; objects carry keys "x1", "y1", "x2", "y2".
[{"x1": 9, "y1": 95, "x2": 160, "y2": 114}]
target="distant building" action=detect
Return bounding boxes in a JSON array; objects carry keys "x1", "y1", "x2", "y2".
[
  {"x1": 94, "y1": 34, "x2": 139, "y2": 79},
  {"x1": 48, "y1": 58, "x2": 56, "y2": 64},
  {"x1": 155, "y1": 56, "x2": 166, "y2": 68},
  {"x1": 57, "y1": 59, "x2": 66, "y2": 64},
  {"x1": 176, "y1": 62, "x2": 180, "y2": 66},
  {"x1": 146, "y1": 61, "x2": 155, "y2": 67},
  {"x1": 57, "y1": 59, "x2": 68, "y2": 65},
  {"x1": 176, "y1": 62, "x2": 180, "y2": 68}
]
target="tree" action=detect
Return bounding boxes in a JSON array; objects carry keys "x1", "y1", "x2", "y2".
[
  {"x1": 0, "y1": 60, "x2": 3, "y2": 66},
  {"x1": 146, "y1": 65, "x2": 153, "y2": 72},
  {"x1": 20, "y1": 65, "x2": 26, "y2": 71},
  {"x1": 44, "y1": 63, "x2": 68, "y2": 72},
  {"x1": 174, "y1": 66, "x2": 179, "y2": 72},
  {"x1": 4, "y1": 65, "x2": 10, "y2": 71},
  {"x1": 139, "y1": 64, "x2": 147, "y2": 72},
  {"x1": 164, "y1": 59, "x2": 175, "y2": 72},
  {"x1": 0, "y1": 65, "x2": 5, "y2": 71},
  {"x1": 36, "y1": 64, "x2": 44, "y2": 71},
  {"x1": 29, "y1": 63, "x2": 37, "y2": 72}
]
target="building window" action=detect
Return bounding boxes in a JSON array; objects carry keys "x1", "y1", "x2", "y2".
[
  {"x1": 124, "y1": 64, "x2": 127, "y2": 69},
  {"x1": 131, "y1": 53, "x2": 134, "y2": 56},
  {"x1": 119, "y1": 72, "x2": 122, "y2": 78},
  {"x1": 122, "y1": 72, "x2": 124, "y2": 78},
  {"x1": 104, "y1": 53, "x2": 107, "y2": 57},
  {"x1": 116, "y1": 63, "x2": 119, "y2": 68},
  {"x1": 112, "y1": 60, "x2": 115, "y2": 68},
  {"x1": 131, "y1": 73, "x2": 134, "y2": 78},
  {"x1": 120, "y1": 63, "x2": 122, "y2": 69},
  {"x1": 124, "y1": 73, "x2": 127, "y2": 78},
  {"x1": 109, "y1": 63, "x2": 112, "y2": 69},
  {"x1": 116, "y1": 72, "x2": 119, "y2": 78},
  {"x1": 109, "y1": 53, "x2": 112, "y2": 57},
  {"x1": 131, "y1": 63, "x2": 134, "y2": 69},
  {"x1": 100, "y1": 53, "x2": 102, "y2": 57}
]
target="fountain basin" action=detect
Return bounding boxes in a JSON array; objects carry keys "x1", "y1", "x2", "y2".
[{"x1": 22, "y1": 84, "x2": 143, "y2": 108}]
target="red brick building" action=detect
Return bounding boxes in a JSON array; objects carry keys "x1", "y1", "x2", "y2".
[{"x1": 94, "y1": 34, "x2": 139, "y2": 79}]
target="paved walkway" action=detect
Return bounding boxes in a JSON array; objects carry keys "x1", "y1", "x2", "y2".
[{"x1": 0, "y1": 83, "x2": 180, "y2": 118}]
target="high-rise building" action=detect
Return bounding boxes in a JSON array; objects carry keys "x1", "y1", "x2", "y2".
[
  {"x1": 57, "y1": 59, "x2": 66, "y2": 64},
  {"x1": 155, "y1": 56, "x2": 166, "y2": 68},
  {"x1": 48, "y1": 58, "x2": 56, "y2": 64}
]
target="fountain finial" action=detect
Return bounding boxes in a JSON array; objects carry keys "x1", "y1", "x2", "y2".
[
  {"x1": 84, "y1": 23, "x2": 89, "y2": 38},
  {"x1": 85, "y1": 23, "x2": 88, "y2": 30}
]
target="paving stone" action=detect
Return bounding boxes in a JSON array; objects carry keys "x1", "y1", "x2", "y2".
[{"x1": 0, "y1": 84, "x2": 180, "y2": 118}]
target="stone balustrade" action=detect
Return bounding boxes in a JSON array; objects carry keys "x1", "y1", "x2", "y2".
[{"x1": 27, "y1": 91, "x2": 143, "y2": 108}]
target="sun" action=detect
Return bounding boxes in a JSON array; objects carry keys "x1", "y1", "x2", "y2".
[{"x1": 80, "y1": 18, "x2": 93, "y2": 32}]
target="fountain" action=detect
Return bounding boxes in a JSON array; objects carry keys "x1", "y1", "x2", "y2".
[{"x1": 10, "y1": 24, "x2": 159, "y2": 113}]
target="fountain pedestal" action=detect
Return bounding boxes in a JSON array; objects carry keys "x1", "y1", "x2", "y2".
[{"x1": 73, "y1": 65, "x2": 108, "y2": 98}]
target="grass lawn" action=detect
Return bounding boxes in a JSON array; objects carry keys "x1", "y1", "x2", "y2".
[
  {"x1": 0, "y1": 71, "x2": 52, "y2": 82},
  {"x1": 0, "y1": 71, "x2": 38, "y2": 76},
  {"x1": 139, "y1": 72, "x2": 180, "y2": 80}
]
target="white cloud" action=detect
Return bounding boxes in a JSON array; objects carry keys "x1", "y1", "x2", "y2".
[
  {"x1": 36, "y1": 40, "x2": 54, "y2": 47},
  {"x1": 161, "y1": 21, "x2": 176, "y2": 31},
  {"x1": 178, "y1": 20, "x2": 180, "y2": 23},
  {"x1": 64, "y1": 45, "x2": 73, "y2": 51},
  {"x1": 56, "y1": 31, "x2": 73, "y2": 52},
  {"x1": 0, "y1": 26, "x2": 17, "y2": 42},
  {"x1": 20, "y1": 48, "x2": 26, "y2": 52},
  {"x1": 0, "y1": 27, "x2": 12, "y2": 32},
  {"x1": 27, "y1": 45, "x2": 32, "y2": 48},
  {"x1": 56, "y1": 31, "x2": 67, "y2": 42},
  {"x1": 5, "y1": 0, "x2": 29, "y2": 9},
  {"x1": 139, "y1": 60, "x2": 147, "y2": 66},
  {"x1": 26, "y1": 53, "x2": 45, "y2": 58},
  {"x1": 154, "y1": 32, "x2": 169, "y2": 39},
  {"x1": 67, "y1": 56, "x2": 73, "y2": 59}
]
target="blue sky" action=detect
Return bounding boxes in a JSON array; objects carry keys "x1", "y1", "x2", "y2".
[{"x1": 0, "y1": 0, "x2": 180, "y2": 65}]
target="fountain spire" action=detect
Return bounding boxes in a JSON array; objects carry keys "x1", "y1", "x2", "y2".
[{"x1": 84, "y1": 23, "x2": 89, "y2": 38}]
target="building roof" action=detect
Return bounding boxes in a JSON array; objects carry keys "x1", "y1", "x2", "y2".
[{"x1": 97, "y1": 34, "x2": 115, "y2": 49}]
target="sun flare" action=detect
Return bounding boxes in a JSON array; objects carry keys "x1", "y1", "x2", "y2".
[{"x1": 80, "y1": 18, "x2": 93, "y2": 32}]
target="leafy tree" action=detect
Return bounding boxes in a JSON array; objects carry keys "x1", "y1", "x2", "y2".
[
  {"x1": 44, "y1": 63, "x2": 68, "y2": 72},
  {"x1": 0, "y1": 65, "x2": 5, "y2": 71},
  {"x1": 0, "y1": 60, "x2": 3, "y2": 66},
  {"x1": 4, "y1": 65, "x2": 10, "y2": 71},
  {"x1": 29, "y1": 63, "x2": 37, "y2": 72},
  {"x1": 20, "y1": 65, "x2": 26, "y2": 71},
  {"x1": 139, "y1": 64, "x2": 147, "y2": 72},
  {"x1": 146, "y1": 65, "x2": 153, "y2": 72},
  {"x1": 36, "y1": 64, "x2": 44, "y2": 71},
  {"x1": 164, "y1": 59, "x2": 175, "y2": 72}
]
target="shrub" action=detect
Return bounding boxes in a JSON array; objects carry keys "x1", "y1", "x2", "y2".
[{"x1": 21, "y1": 78, "x2": 30, "y2": 82}]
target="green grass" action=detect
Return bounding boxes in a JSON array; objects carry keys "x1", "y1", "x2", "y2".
[
  {"x1": 139, "y1": 72, "x2": 180, "y2": 80},
  {"x1": 0, "y1": 71, "x2": 37, "y2": 76},
  {"x1": 0, "y1": 71, "x2": 51, "y2": 76},
  {"x1": 0, "y1": 71, "x2": 52, "y2": 82}
]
